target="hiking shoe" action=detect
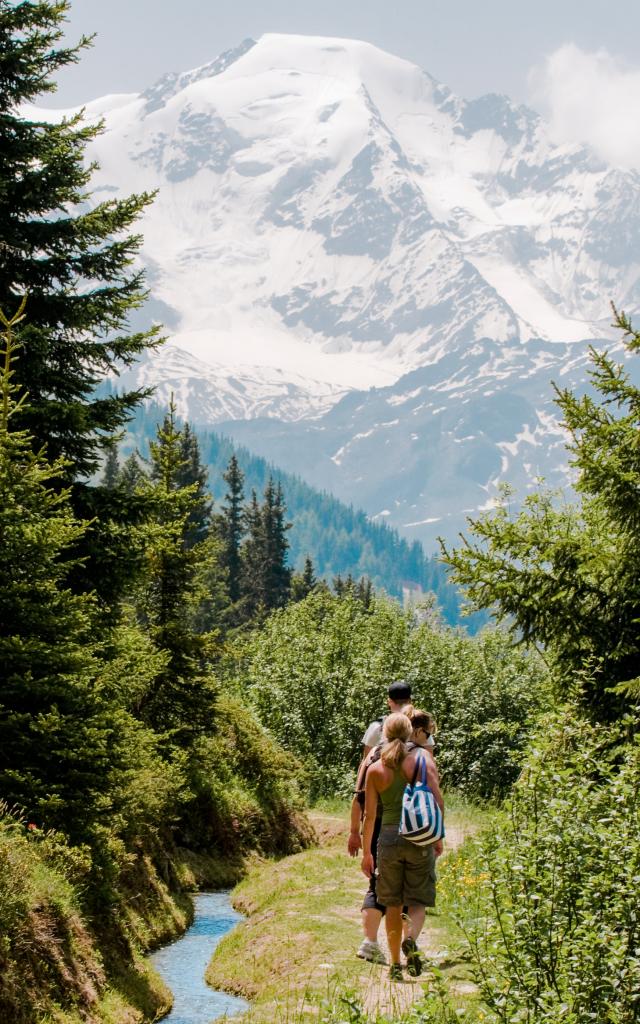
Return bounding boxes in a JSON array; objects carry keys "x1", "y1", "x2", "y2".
[
  {"x1": 402, "y1": 936, "x2": 423, "y2": 977},
  {"x1": 389, "y1": 963, "x2": 403, "y2": 982},
  {"x1": 357, "y1": 939, "x2": 387, "y2": 964}
]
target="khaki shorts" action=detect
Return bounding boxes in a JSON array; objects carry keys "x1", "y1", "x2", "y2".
[{"x1": 375, "y1": 826, "x2": 437, "y2": 908}]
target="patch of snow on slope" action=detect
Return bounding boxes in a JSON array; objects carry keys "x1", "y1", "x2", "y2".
[
  {"x1": 108, "y1": 344, "x2": 348, "y2": 423},
  {"x1": 467, "y1": 256, "x2": 595, "y2": 343}
]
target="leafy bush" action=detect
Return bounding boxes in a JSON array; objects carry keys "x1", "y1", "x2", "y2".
[
  {"x1": 176, "y1": 695, "x2": 314, "y2": 856},
  {"x1": 408, "y1": 625, "x2": 550, "y2": 798},
  {"x1": 239, "y1": 590, "x2": 549, "y2": 799},
  {"x1": 238, "y1": 590, "x2": 413, "y2": 796},
  {"x1": 451, "y1": 711, "x2": 640, "y2": 1023}
]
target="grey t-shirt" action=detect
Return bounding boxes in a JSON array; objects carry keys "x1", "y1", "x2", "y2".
[{"x1": 361, "y1": 717, "x2": 384, "y2": 748}]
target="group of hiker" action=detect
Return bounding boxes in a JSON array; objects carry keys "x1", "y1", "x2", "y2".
[{"x1": 347, "y1": 680, "x2": 444, "y2": 981}]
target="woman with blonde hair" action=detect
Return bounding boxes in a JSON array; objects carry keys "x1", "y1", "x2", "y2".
[{"x1": 361, "y1": 712, "x2": 444, "y2": 980}]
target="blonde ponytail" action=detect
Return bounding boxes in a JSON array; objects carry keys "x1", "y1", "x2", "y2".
[{"x1": 381, "y1": 712, "x2": 412, "y2": 770}]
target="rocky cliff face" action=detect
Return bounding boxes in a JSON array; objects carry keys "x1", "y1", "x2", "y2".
[{"x1": 48, "y1": 32, "x2": 640, "y2": 547}]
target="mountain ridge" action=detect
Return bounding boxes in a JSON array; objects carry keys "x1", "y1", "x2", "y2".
[{"x1": 62, "y1": 32, "x2": 640, "y2": 544}]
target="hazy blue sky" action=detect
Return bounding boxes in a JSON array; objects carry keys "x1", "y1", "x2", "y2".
[{"x1": 49, "y1": 0, "x2": 635, "y2": 107}]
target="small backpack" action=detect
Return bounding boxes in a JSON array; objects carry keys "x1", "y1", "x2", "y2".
[{"x1": 399, "y1": 754, "x2": 445, "y2": 846}]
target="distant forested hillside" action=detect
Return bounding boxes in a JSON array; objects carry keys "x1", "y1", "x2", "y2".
[{"x1": 123, "y1": 402, "x2": 480, "y2": 628}]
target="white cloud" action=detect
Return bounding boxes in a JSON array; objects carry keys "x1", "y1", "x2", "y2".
[{"x1": 529, "y1": 43, "x2": 640, "y2": 170}]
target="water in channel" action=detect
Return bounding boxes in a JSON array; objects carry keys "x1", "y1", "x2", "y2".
[{"x1": 150, "y1": 891, "x2": 248, "y2": 1024}]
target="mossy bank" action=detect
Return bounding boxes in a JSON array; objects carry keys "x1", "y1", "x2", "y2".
[{"x1": 0, "y1": 695, "x2": 313, "y2": 1024}]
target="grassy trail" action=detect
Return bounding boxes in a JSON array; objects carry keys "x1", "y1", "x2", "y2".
[{"x1": 206, "y1": 799, "x2": 484, "y2": 1023}]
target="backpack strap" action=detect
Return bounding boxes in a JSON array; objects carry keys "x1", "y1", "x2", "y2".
[
  {"x1": 410, "y1": 751, "x2": 428, "y2": 787},
  {"x1": 354, "y1": 744, "x2": 383, "y2": 801}
]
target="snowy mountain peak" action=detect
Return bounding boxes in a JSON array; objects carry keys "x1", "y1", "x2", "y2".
[
  {"x1": 49, "y1": 34, "x2": 640, "y2": 545},
  {"x1": 141, "y1": 37, "x2": 257, "y2": 114}
]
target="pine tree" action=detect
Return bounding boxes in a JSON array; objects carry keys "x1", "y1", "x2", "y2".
[
  {"x1": 240, "y1": 489, "x2": 267, "y2": 620},
  {"x1": 357, "y1": 576, "x2": 373, "y2": 609},
  {"x1": 135, "y1": 404, "x2": 216, "y2": 741},
  {"x1": 101, "y1": 446, "x2": 120, "y2": 489},
  {"x1": 302, "y1": 555, "x2": 317, "y2": 592},
  {"x1": 442, "y1": 307, "x2": 640, "y2": 716},
  {"x1": 191, "y1": 530, "x2": 230, "y2": 636},
  {"x1": 176, "y1": 423, "x2": 211, "y2": 548},
  {"x1": 216, "y1": 454, "x2": 245, "y2": 604},
  {"x1": 262, "y1": 480, "x2": 292, "y2": 610},
  {"x1": 119, "y1": 452, "x2": 145, "y2": 494},
  {"x1": 240, "y1": 479, "x2": 292, "y2": 619},
  {"x1": 0, "y1": 2, "x2": 161, "y2": 479},
  {"x1": 291, "y1": 555, "x2": 317, "y2": 601},
  {"x1": 0, "y1": 302, "x2": 119, "y2": 839}
]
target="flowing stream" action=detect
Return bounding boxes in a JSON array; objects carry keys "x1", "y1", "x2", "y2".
[{"x1": 150, "y1": 891, "x2": 248, "y2": 1024}]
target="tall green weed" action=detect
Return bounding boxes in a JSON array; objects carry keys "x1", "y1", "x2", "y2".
[{"x1": 448, "y1": 711, "x2": 640, "y2": 1023}]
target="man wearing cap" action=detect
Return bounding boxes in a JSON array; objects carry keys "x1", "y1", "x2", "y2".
[
  {"x1": 361, "y1": 680, "x2": 413, "y2": 755},
  {"x1": 347, "y1": 680, "x2": 413, "y2": 963}
]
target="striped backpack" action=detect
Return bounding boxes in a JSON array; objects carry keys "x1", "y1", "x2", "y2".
[{"x1": 399, "y1": 754, "x2": 445, "y2": 846}]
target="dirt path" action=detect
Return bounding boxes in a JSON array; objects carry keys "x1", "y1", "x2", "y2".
[
  {"x1": 310, "y1": 812, "x2": 476, "y2": 1019},
  {"x1": 207, "y1": 807, "x2": 481, "y2": 1022}
]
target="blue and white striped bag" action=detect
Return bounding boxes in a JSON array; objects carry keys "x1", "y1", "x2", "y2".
[{"x1": 399, "y1": 754, "x2": 445, "y2": 846}]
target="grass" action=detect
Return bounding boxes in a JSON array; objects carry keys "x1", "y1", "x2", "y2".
[{"x1": 206, "y1": 798, "x2": 492, "y2": 1023}]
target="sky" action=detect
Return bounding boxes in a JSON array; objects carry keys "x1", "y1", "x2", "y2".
[{"x1": 45, "y1": 0, "x2": 640, "y2": 169}]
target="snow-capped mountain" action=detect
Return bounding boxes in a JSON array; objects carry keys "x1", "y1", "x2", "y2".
[
  {"x1": 107, "y1": 344, "x2": 346, "y2": 422},
  {"x1": 43, "y1": 34, "x2": 640, "y2": 547}
]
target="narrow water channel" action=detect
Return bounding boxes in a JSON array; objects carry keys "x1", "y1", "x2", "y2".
[{"x1": 150, "y1": 891, "x2": 248, "y2": 1024}]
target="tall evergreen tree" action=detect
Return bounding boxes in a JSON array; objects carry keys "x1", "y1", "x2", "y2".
[
  {"x1": 216, "y1": 454, "x2": 245, "y2": 604},
  {"x1": 119, "y1": 451, "x2": 145, "y2": 494},
  {"x1": 291, "y1": 555, "x2": 317, "y2": 602},
  {"x1": 442, "y1": 308, "x2": 640, "y2": 716},
  {"x1": 101, "y1": 446, "x2": 120, "y2": 489},
  {"x1": 262, "y1": 480, "x2": 292, "y2": 610},
  {"x1": 0, "y1": 1, "x2": 161, "y2": 479},
  {"x1": 240, "y1": 489, "x2": 267, "y2": 620},
  {"x1": 0, "y1": 303, "x2": 119, "y2": 839},
  {"x1": 176, "y1": 423, "x2": 211, "y2": 548},
  {"x1": 240, "y1": 479, "x2": 292, "y2": 619},
  {"x1": 191, "y1": 530, "x2": 230, "y2": 637},
  {"x1": 356, "y1": 576, "x2": 374, "y2": 609},
  {"x1": 302, "y1": 555, "x2": 316, "y2": 591},
  {"x1": 136, "y1": 405, "x2": 216, "y2": 741}
]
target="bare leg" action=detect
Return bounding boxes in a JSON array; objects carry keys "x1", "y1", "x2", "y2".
[
  {"x1": 406, "y1": 904, "x2": 425, "y2": 942},
  {"x1": 362, "y1": 907, "x2": 382, "y2": 942},
  {"x1": 385, "y1": 906, "x2": 403, "y2": 965}
]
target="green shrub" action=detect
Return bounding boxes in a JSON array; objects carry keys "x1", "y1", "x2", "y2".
[
  {"x1": 452, "y1": 710, "x2": 640, "y2": 1023},
  {"x1": 240, "y1": 590, "x2": 549, "y2": 799},
  {"x1": 408, "y1": 625, "x2": 550, "y2": 799},
  {"x1": 176, "y1": 695, "x2": 314, "y2": 856},
  {"x1": 238, "y1": 591, "x2": 413, "y2": 797}
]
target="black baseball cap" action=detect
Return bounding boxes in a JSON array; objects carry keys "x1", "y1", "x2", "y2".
[{"x1": 388, "y1": 679, "x2": 412, "y2": 701}]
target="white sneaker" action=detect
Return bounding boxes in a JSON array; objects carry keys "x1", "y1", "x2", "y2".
[{"x1": 357, "y1": 939, "x2": 387, "y2": 964}]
